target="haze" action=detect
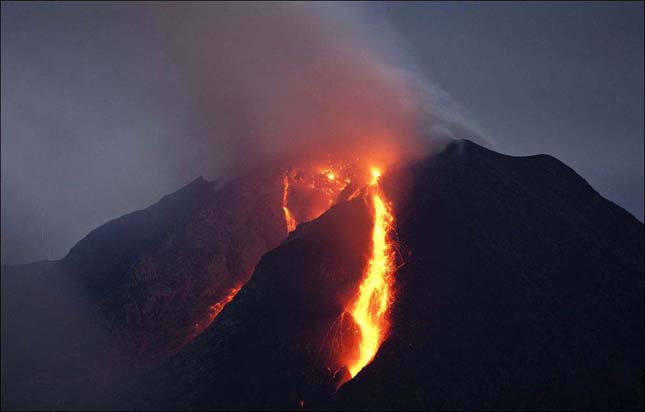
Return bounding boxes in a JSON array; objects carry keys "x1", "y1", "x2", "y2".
[{"x1": 2, "y1": 2, "x2": 643, "y2": 265}]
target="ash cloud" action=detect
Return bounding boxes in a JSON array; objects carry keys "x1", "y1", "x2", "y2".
[
  {"x1": 1, "y1": 2, "x2": 478, "y2": 264},
  {"x1": 147, "y1": 2, "x2": 481, "y2": 172}
]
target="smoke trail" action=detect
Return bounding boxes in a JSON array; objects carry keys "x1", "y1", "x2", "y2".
[
  {"x1": 147, "y1": 2, "x2": 484, "y2": 173},
  {"x1": 2, "y1": 2, "x2": 485, "y2": 264}
]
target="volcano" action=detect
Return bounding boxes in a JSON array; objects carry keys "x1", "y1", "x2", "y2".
[{"x1": 2, "y1": 140, "x2": 643, "y2": 411}]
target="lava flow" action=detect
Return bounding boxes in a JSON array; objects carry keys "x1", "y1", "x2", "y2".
[
  {"x1": 280, "y1": 163, "x2": 356, "y2": 232},
  {"x1": 188, "y1": 284, "x2": 242, "y2": 345},
  {"x1": 208, "y1": 284, "x2": 243, "y2": 320},
  {"x1": 346, "y1": 167, "x2": 396, "y2": 377},
  {"x1": 282, "y1": 175, "x2": 297, "y2": 232}
]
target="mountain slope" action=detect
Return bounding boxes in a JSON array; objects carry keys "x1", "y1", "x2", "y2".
[
  {"x1": 135, "y1": 140, "x2": 643, "y2": 410},
  {"x1": 61, "y1": 170, "x2": 289, "y2": 364},
  {"x1": 335, "y1": 140, "x2": 644, "y2": 410},
  {"x1": 3, "y1": 140, "x2": 642, "y2": 411},
  {"x1": 2, "y1": 169, "x2": 291, "y2": 410},
  {"x1": 137, "y1": 197, "x2": 373, "y2": 410}
]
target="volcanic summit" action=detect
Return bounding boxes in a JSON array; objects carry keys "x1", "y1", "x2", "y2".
[{"x1": 2, "y1": 140, "x2": 643, "y2": 411}]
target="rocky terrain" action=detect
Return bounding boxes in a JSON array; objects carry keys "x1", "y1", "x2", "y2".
[{"x1": 2, "y1": 140, "x2": 643, "y2": 410}]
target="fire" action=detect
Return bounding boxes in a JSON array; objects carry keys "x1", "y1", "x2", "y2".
[
  {"x1": 325, "y1": 170, "x2": 337, "y2": 181},
  {"x1": 189, "y1": 284, "x2": 242, "y2": 342},
  {"x1": 280, "y1": 163, "x2": 356, "y2": 228},
  {"x1": 369, "y1": 167, "x2": 381, "y2": 185},
  {"x1": 207, "y1": 284, "x2": 242, "y2": 320},
  {"x1": 282, "y1": 175, "x2": 297, "y2": 232},
  {"x1": 346, "y1": 166, "x2": 395, "y2": 377}
]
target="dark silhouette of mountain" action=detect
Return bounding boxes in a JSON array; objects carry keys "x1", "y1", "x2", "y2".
[
  {"x1": 333, "y1": 140, "x2": 643, "y2": 410},
  {"x1": 129, "y1": 197, "x2": 373, "y2": 410},
  {"x1": 62, "y1": 176, "x2": 216, "y2": 296},
  {"x1": 2, "y1": 169, "x2": 291, "y2": 410},
  {"x1": 61, "y1": 170, "x2": 290, "y2": 365},
  {"x1": 2, "y1": 140, "x2": 643, "y2": 411},
  {"x1": 125, "y1": 140, "x2": 643, "y2": 411}
]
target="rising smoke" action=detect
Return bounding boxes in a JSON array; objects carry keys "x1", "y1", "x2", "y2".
[
  {"x1": 2, "y1": 2, "x2": 481, "y2": 264},
  {"x1": 146, "y1": 2, "x2": 483, "y2": 173}
]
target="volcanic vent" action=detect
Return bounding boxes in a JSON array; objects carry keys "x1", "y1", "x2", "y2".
[
  {"x1": 136, "y1": 161, "x2": 403, "y2": 410},
  {"x1": 276, "y1": 162, "x2": 401, "y2": 387},
  {"x1": 3, "y1": 142, "x2": 642, "y2": 411},
  {"x1": 1, "y1": 153, "x2": 405, "y2": 411},
  {"x1": 127, "y1": 140, "x2": 642, "y2": 411}
]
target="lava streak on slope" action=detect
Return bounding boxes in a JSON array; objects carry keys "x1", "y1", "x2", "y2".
[
  {"x1": 286, "y1": 163, "x2": 399, "y2": 387},
  {"x1": 186, "y1": 284, "x2": 243, "y2": 348},
  {"x1": 280, "y1": 162, "x2": 357, "y2": 231},
  {"x1": 195, "y1": 162, "x2": 398, "y2": 391},
  {"x1": 345, "y1": 167, "x2": 396, "y2": 378},
  {"x1": 282, "y1": 175, "x2": 297, "y2": 232},
  {"x1": 195, "y1": 165, "x2": 356, "y2": 345}
]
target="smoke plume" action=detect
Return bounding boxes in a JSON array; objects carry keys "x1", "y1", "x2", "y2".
[
  {"x1": 146, "y1": 2, "x2": 480, "y2": 173},
  {"x1": 2, "y1": 2, "x2": 480, "y2": 264}
]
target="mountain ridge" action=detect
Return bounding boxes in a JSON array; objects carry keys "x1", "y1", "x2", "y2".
[{"x1": 2, "y1": 139, "x2": 643, "y2": 410}]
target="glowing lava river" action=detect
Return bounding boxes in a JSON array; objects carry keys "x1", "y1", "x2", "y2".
[
  {"x1": 280, "y1": 164, "x2": 398, "y2": 382},
  {"x1": 200, "y1": 163, "x2": 398, "y2": 390},
  {"x1": 282, "y1": 175, "x2": 297, "y2": 233},
  {"x1": 346, "y1": 167, "x2": 396, "y2": 377}
]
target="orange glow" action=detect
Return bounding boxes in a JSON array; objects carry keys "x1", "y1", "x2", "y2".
[
  {"x1": 282, "y1": 162, "x2": 397, "y2": 381},
  {"x1": 207, "y1": 284, "x2": 242, "y2": 320},
  {"x1": 282, "y1": 175, "x2": 297, "y2": 232},
  {"x1": 281, "y1": 163, "x2": 355, "y2": 224},
  {"x1": 369, "y1": 167, "x2": 382, "y2": 186},
  {"x1": 190, "y1": 284, "x2": 242, "y2": 341},
  {"x1": 346, "y1": 167, "x2": 395, "y2": 377}
]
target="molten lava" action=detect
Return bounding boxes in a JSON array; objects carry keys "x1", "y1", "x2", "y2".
[
  {"x1": 346, "y1": 167, "x2": 395, "y2": 377},
  {"x1": 208, "y1": 284, "x2": 242, "y2": 320},
  {"x1": 282, "y1": 175, "x2": 297, "y2": 232},
  {"x1": 194, "y1": 162, "x2": 397, "y2": 388},
  {"x1": 197, "y1": 166, "x2": 353, "y2": 345},
  {"x1": 280, "y1": 163, "x2": 356, "y2": 227},
  {"x1": 189, "y1": 284, "x2": 242, "y2": 344}
]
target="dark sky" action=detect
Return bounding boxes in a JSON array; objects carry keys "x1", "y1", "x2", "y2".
[{"x1": 2, "y1": 2, "x2": 643, "y2": 265}]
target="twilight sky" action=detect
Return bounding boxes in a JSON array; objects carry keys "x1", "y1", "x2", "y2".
[{"x1": 2, "y1": 2, "x2": 643, "y2": 265}]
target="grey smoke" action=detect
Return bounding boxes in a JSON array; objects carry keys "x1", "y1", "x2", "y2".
[{"x1": 2, "y1": 2, "x2": 642, "y2": 265}]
